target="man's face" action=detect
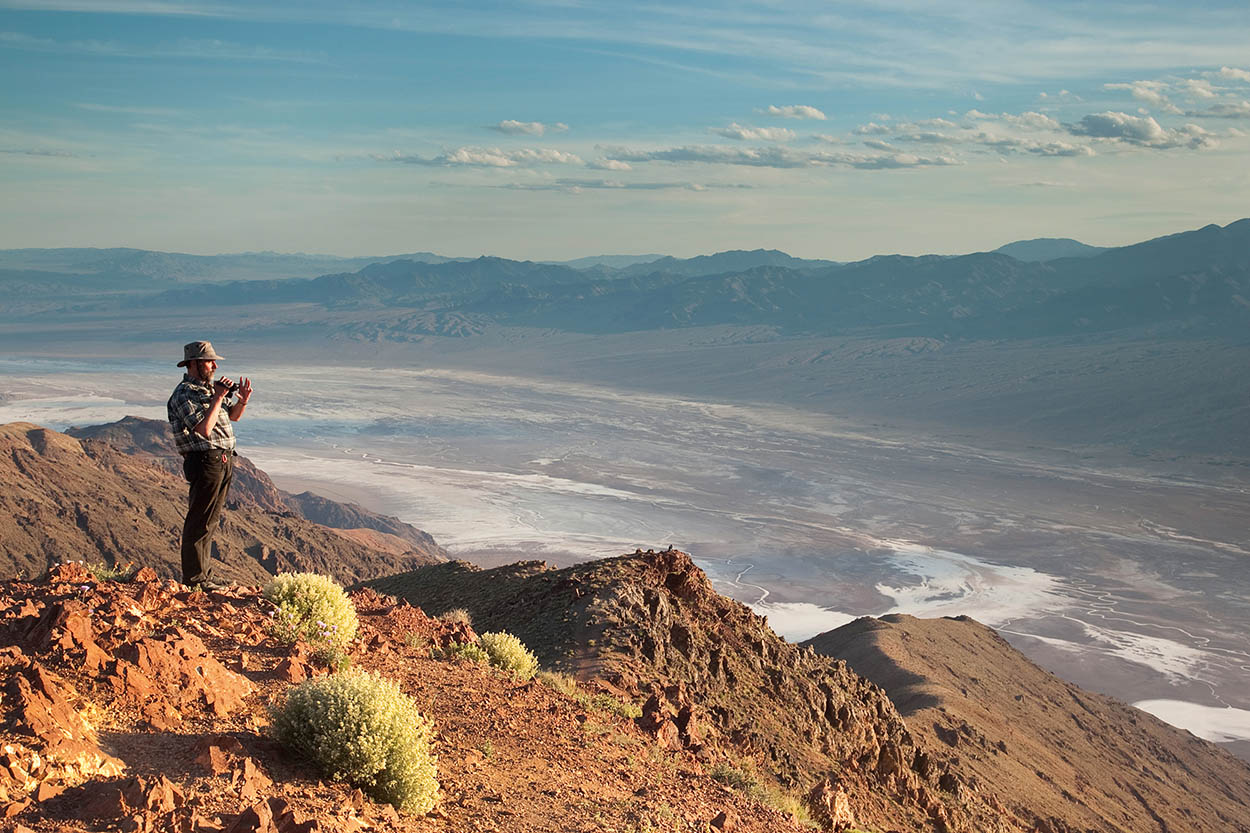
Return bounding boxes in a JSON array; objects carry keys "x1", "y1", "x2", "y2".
[{"x1": 190, "y1": 359, "x2": 217, "y2": 382}]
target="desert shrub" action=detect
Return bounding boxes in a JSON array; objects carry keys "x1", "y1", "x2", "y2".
[
  {"x1": 439, "y1": 641, "x2": 489, "y2": 664},
  {"x1": 588, "y1": 692, "x2": 643, "y2": 720},
  {"x1": 263, "y1": 572, "x2": 358, "y2": 650},
  {"x1": 86, "y1": 560, "x2": 133, "y2": 583},
  {"x1": 537, "y1": 671, "x2": 642, "y2": 718},
  {"x1": 710, "y1": 762, "x2": 760, "y2": 794},
  {"x1": 710, "y1": 761, "x2": 816, "y2": 826},
  {"x1": 269, "y1": 669, "x2": 438, "y2": 811},
  {"x1": 537, "y1": 670, "x2": 579, "y2": 697},
  {"x1": 437, "y1": 607, "x2": 473, "y2": 626},
  {"x1": 478, "y1": 631, "x2": 539, "y2": 680}
]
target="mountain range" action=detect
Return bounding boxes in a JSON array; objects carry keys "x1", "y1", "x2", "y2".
[{"x1": 4, "y1": 220, "x2": 1245, "y2": 342}]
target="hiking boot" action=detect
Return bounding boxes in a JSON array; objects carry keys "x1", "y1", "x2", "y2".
[{"x1": 185, "y1": 580, "x2": 229, "y2": 593}]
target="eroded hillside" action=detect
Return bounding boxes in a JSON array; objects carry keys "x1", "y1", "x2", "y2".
[
  {"x1": 0, "y1": 422, "x2": 442, "y2": 585},
  {"x1": 805, "y1": 614, "x2": 1250, "y2": 833}
]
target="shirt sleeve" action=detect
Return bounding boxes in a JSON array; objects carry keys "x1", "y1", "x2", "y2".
[{"x1": 170, "y1": 386, "x2": 211, "y2": 431}]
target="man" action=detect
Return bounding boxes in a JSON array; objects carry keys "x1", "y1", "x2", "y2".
[{"x1": 167, "y1": 340, "x2": 253, "y2": 590}]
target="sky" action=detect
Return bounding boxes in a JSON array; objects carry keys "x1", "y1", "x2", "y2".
[{"x1": 1, "y1": 0, "x2": 1249, "y2": 260}]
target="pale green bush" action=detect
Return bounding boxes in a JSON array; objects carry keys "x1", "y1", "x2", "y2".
[
  {"x1": 263, "y1": 572, "x2": 359, "y2": 650},
  {"x1": 269, "y1": 669, "x2": 438, "y2": 811},
  {"x1": 437, "y1": 608, "x2": 473, "y2": 626},
  {"x1": 479, "y1": 631, "x2": 538, "y2": 680},
  {"x1": 537, "y1": 671, "x2": 642, "y2": 719},
  {"x1": 439, "y1": 641, "x2": 489, "y2": 664}
]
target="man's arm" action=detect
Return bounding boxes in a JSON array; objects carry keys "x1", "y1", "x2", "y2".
[
  {"x1": 193, "y1": 379, "x2": 232, "y2": 438},
  {"x1": 227, "y1": 377, "x2": 252, "y2": 422}
]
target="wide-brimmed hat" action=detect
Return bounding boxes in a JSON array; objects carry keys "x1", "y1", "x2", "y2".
[{"x1": 177, "y1": 340, "x2": 225, "y2": 367}]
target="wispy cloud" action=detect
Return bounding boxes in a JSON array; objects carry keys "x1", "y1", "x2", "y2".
[
  {"x1": 0, "y1": 29, "x2": 325, "y2": 62},
  {"x1": 489, "y1": 120, "x2": 569, "y2": 137},
  {"x1": 712, "y1": 123, "x2": 795, "y2": 141},
  {"x1": 74, "y1": 102, "x2": 183, "y2": 117},
  {"x1": 497, "y1": 178, "x2": 748, "y2": 192},
  {"x1": 975, "y1": 133, "x2": 1095, "y2": 157},
  {"x1": 0, "y1": 147, "x2": 78, "y2": 157},
  {"x1": 597, "y1": 143, "x2": 960, "y2": 171},
  {"x1": 761, "y1": 104, "x2": 826, "y2": 120},
  {"x1": 381, "y1": 147, "x2": 584, "y2": 167},
  {"x1": 1186, "y1": 100, "x2": 1250, "y2": 119}
]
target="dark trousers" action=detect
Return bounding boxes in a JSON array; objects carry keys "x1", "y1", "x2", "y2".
[{"x1": 181, "y1": 449, "x2": 234, "y2": 585}]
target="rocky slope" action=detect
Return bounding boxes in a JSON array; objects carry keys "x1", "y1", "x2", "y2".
[
  {"x1": 0, "y1": 564, "x2": 814, "y2": 832},
  {"x1": 364, "y1": 551, "x2": 1030, "y2": 832},
  {"x1": 805, "y1": 614, "x2": 1250, "y2": 833},
  {"x1": 64, "y1": 416, "x2": 440, "y2": 554},
  {"x1": 0, "y1": 422, "x2": 442, "y2": 586}
]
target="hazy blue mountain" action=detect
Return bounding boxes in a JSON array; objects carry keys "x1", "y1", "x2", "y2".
[
  {"x1": 148, "y1": 256, "x2": 598, "y2": 308},
  {"x1": 614, "y1": 248, "x2": 840, "y2": 278},
  {"x1": 0, "y1": 247, "x2": 467, "y2": 282},
  {"x1": 552, "y1": 254, "x2": 666, "y2": 269},
  {"x1": 993, "y1": 238, "x2": 1106, "y2": 262}
]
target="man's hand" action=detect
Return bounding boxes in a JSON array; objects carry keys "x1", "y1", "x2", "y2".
[
  {"x1": 228, "y1": 377, "x2": 252, "y2": 422},
  {"x1": 213, "y1": 376, "x2": 236, "y2": 397}
]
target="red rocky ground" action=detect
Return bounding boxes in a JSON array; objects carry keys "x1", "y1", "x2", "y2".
[{"x1": 0, "y1": 565, "x2": 813, "y2": 833}]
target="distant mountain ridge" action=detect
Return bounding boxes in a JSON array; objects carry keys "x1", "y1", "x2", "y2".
[
  {"x1": 4, "y1": 219, "x2": 1248, "y2": 342},
  {"x1": 992, "y1": 237, "x2": 1106, "y2": 261}
]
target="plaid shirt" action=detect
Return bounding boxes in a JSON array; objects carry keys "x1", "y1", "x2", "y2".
[{"x1": 167, "y1": 373, "x2": 237, "y2": 455}]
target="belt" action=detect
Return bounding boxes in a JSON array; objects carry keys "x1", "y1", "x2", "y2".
[{"x1": 188, "y1": 448, "x2": 236, "y2": 463}]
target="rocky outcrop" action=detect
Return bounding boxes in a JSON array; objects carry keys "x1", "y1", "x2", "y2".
[
  {"x1": 364, "y1": 550, "x2": 1027, "y2": 832},
  {"x1": 0, "y1": 422, "x2": 443, "y2": 585}
]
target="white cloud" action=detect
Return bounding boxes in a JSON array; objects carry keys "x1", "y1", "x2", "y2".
[
  {"x1": 863, "y1": 139, "x2": 897, "y2": 152},
  {"x1": 1181, "y1": 79, "x2": 1218, "y2": 99},
  {"x1": 1004, "y1": 111, "x2": 1060, "y2": 130},
  {"x1": 852, "y1": 122, "x2": 892, "y2": 135},
  {"x1": 384, "y1": 146, "x2": 584, "y2": 167},
  {"x1": 762, "y1": 104, "x2": 826, "y2": 120},
  {"x1": 897, "y1": 131, "x2": 957, "y2": 144},
  {"x1": 1105, "y1": 80, "x2": 1168, "y2": 105},
  {"x1": 1216, "y1": 67, "x2": 1250, "y2": 83},
  {"x1": 712, "y1": 123, "x2": 795, "y2": 142},
  {"x1": 587, "y1": 158, "x2": 632, "y2": 171},
  {"x1": 490, "y1": 120, "x2": 569, "y2": 137},
  {"x1": 1069, "y1": 111, "x2": 1216, "y2": 148}
]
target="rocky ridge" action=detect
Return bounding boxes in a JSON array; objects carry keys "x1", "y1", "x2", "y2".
[
  {"x1": 364, "y1": 551, "x2": 1029, "y2": 832},
  {"x1": 0, "y1": 562, "x2": 816, "y2": 833},
  {"x1": 0, "y1": 422, "x2": 442, "y2": 585}
]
